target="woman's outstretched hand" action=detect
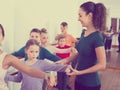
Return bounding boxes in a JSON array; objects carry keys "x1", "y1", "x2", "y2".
[{"x1": 66, "y1": 65, "x2": 80, "y2": 76}]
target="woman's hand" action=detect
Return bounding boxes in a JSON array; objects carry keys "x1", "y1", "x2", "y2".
[
  {"x1": 65, "y1": 65, "x2": 71, "y2": 74},
  {"x1": 66, "y1": 65, "x2": 80, "y2": 76}
]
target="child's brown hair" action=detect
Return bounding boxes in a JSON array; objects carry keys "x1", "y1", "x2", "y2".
[
  {"x1": 25, "y1": 39, "x2": 40, "y2": 50},
  {"x1": 55, "y1": 34, "x2": 66, "y2": 41}
]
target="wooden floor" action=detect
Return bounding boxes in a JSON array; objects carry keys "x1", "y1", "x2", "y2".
[
  {"x1": 50, "y1": 48, "x2": 120, "y2": 90},
  {"x1": 100, "y1": 48, "x2": 120, "y2": 90}
]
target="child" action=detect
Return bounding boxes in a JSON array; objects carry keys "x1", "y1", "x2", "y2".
[
  {"x1": 12, "y1": 28, "x2": 61, "y2": 61},
  {"x1": 40, "y1": 28, "x2": 73, "y2": 89},
  {"x1": 5, "y1": 39, "x2": 69, "y2": 90},
  {"x1": 55, "y1": 34, "x2": 76, "y2": 90},
  {"x1": 56, "y1": 34, "x2": 72, "y2": 60},
  {"x1": 11, "y1": 28, "x2": 61, "y2": 90}
]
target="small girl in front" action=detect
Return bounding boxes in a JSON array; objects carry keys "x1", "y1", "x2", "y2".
[{"x1": 5, "y1": 39, "x2": 68, "y2": 90}]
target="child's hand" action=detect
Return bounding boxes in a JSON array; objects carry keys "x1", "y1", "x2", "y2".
[
  {"x1": 55, "y1": 59, "x2": 67, "y2": 65},
  {"x1": 71, "y1": 47, "x2": 78, "y2": 54},
  {"x1": 65, "y1": 65, "x2": 71, "y2": 74},
  {"x1": 45, "y1": 73, "x2": 50, "y2": 83},
  {"x1": 45, "y1": 72, "x2": 57, "y2": 87},
  {"x1": 49, "y1": 73, "x2": 57, "y2": 87}
]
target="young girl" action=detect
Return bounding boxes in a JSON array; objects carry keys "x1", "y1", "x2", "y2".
[
  {"x1": 55, "y1": 34, "x2": 73, "y2": 90},
  {"x1": 5, "y1": 39, "x2": 69, "y2": 90},
  {"x1": 55, "y1": 34, "x2": 76, "y2": 60},
  {"x1": 12, "y1": 28, "x2": 61, "y2": 90},
  {"x1": 0, "y1": 24, "x2": 46, "y2": 90}
]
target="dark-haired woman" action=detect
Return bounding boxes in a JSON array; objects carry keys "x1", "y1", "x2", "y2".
[{"x1": 56, "y1": 1, "x2": 106, "y2": 90}]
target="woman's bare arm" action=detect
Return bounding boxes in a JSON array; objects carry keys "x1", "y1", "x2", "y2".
[
  {"x1": 67, "y1": 46, "x2": 106, "y2": 76},
  {"x1": 55, "y1": 53, "x2": 78, "y2": 64}
]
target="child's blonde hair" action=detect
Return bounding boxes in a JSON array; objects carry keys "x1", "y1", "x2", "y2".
[{"x1": 55, "y1": 34, "x2": 66, "y2": 41}]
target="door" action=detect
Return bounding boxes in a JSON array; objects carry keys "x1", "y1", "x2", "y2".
[{"x1": 111, "y1": 18, "x2": 117, "y2": 32}]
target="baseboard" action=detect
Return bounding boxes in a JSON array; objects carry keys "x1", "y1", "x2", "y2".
[{"x1": 112, "y1": 45, "x2": 118, "y2": 48}]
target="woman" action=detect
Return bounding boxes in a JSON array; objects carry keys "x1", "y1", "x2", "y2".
[
  {"x1": 0, "y1": 24, "x2": 46, "y2": 90},
  {"x1": 56, "y1": 1, "x2": 106, "y2": 90}
]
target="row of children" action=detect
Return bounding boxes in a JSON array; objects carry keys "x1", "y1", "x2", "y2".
[{"x1": 6, "y1": 22, "x2": 77, "y2": 90}]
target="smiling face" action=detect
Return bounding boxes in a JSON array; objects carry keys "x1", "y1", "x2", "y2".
[
  {"x1": 78, "y1": 8, "x2": 93, "y2": 28},
  {"x1": 25, "y1": 44, "x2": 39, "y2": 60}
]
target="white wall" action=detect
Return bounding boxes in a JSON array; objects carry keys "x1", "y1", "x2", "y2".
[
  {"x1": 0, "y1": 0, "x2": 15, "y2": 53},
  {"x1": 1, "y1": 0, "x2": 120, "y2": 52}
]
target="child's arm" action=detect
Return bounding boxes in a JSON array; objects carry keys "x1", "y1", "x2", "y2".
[
  {"x1": 54, "y1": 47, "x2": 72, "y2": 53},
  {"x1": 5, "y1": 71, "x2": 23, "y2": 83},
  {"x1": 4, "y1": 54, "x2": 46, "y2": 79},
  {"x1": 40, "y1": 47, "x2": 61, "y2": 61},
  {"x1": 55, "y1": 53, "x2": 78, "y2": 64},
  {"x1": 40, "y1": 60, "x2": 67, "y2": 72},
  {"x1": 11, "y1": 46, "x2": 26, "y2": 58}
]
